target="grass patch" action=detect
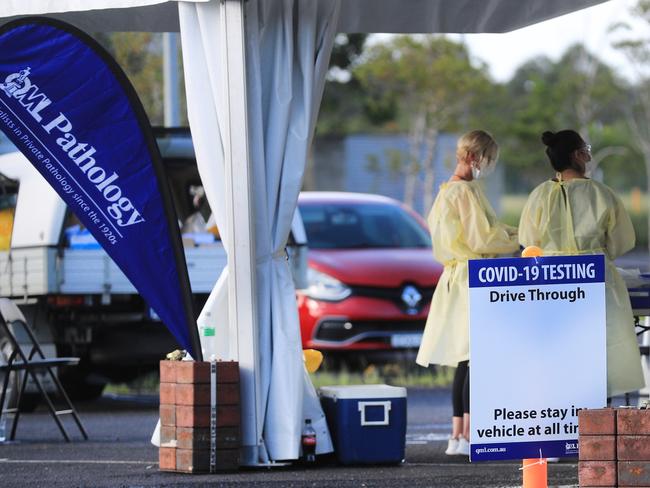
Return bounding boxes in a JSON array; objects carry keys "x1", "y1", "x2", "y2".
[
  {"x1": 103, "y1": 362, "x2": 455, "y2": 397},
  {"x1": 310, "y1": 363, "x2": 454, "y2": 389},
  {"x1": 105, "y1": 371, "x2": 160, "y2": 396}
]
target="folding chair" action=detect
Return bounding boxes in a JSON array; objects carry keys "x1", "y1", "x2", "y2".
[{"x1": 0, "y1": 299, "x2": 88, "y2": 441}]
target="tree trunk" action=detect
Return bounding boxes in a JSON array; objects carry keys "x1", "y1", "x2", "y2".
[
  {"x1": 422, "y1": 126, "x2": 439, "y2": 214},
  {"x1": 404, "y1": 112, "x2": 425, "y2": 208}
]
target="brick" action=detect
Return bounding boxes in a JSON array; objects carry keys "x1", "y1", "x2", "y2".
[
  {"x1": 619, "y1": 461, "x2": 650, "y2": 486},
  {"x1": 176, "y1": 405, "x2": 240, "y2": 428},
  {"x1": 175, "y1": 383, "x2": 240, "y2": 406},
  {"x1": 176, "y1": 426, "x2": 239, "y2": 450},
  {"x1": 618, "y1": 409, "x2": 650, "y2": 435},
  {"x1": 159, "y1": 383, "x2": 176, "y2": 405},
  {"x1": 579, "y1": 435, "x2": 616, "y2": 461},
  {"x1": 619, "y1": 435, "x2": 650, "y2": 461},
  {"x1": 176, "y1": 448, "x2": 239, "y2": 473},
  {"x1": 579, "y1": 409, "x2": 617, "y2": 435},
  {"x1": 578, "y1": 461, "x2": 617, "y2": 486},
  {"x1": 159, "y1": 447, "x2": 176, "y2": 471},
  {"x1": 176, "y1": 362, "x2": 211, "y2": 384},
  {"x1": 160, "y1": 425, "x2": 176, "y2": 447},
  {"x1": 160, "y1": 404, "x2": 176, "y2": 427},
  {"x1": 159, "y1": 360, "x2": 177, "y2": 383},
  {"x1": 212, "y1": 361, "x2": 239, "y2": 383},
  {"x1": 176, "y1": 361, "x2": 239, "y2": 384}
]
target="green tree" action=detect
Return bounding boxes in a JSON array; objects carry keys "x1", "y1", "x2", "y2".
[
  {"x1": 316, "y1": 34, "x2": 373, "y2": 135},
  {"x1": 353, "y1": 35, "x2": 493, "y2": 211},
  {"x1": 96, "y1": 33, "x2": 164, "y2": 125},
  {"x1": 609, "y1": 0, "x2": 650, "y2": 249},
  {"x1": 499, "y1": 45, "x2": 628, "y2": 192}
]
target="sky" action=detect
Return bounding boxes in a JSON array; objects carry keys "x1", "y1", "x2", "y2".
[{"x1": 448, "y1": 0, "x2": 643, "y2": 83}]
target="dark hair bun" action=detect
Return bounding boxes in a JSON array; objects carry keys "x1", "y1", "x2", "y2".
[{"x1": 541, "y1": 131, "x2": 556, "y2": 146}]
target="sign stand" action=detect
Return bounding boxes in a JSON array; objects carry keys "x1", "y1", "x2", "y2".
[{"x1": 520, "y1": 247, "x2": 549, "y2": 487}]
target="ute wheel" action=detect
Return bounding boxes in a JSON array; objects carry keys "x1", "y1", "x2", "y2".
[{"x1": 59, "y1": 371, "x2": 106, "y2": 402}]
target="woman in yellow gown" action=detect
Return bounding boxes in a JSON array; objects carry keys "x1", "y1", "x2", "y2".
[
  {"x1": 416, "y1": 130, "x2": 519, "y2": 456},
  {"x1": 519, "y1": 130, "x2": 643, "y2": 397}
]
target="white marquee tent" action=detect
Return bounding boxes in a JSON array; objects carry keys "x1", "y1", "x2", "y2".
[{"x1": 0, "y1": 0, "x2": 608, "y2": 466}]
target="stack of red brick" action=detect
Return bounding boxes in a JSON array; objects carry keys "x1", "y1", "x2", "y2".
[
  {"x1": 159, "y1": 360, "x2": 241, "y2": 473},
  {"x1": 579, "y1": 407, "x2": 650, "y2": 487}
]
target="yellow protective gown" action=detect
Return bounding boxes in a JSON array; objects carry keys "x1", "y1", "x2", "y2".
[
  {"x1": 416, "y1": 181, "x2": 519, "y2": 367},
  {"x1": 519, "y1": 177, "x2": 644, "y2": 396}
]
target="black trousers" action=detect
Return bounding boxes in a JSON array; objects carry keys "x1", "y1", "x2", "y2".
[{"x1": 452, "y1": 360, "x2": 469, "y2": 417}]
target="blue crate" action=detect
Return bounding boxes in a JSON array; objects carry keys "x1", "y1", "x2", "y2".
[{"x1": 319, "y1": 384, "x2": 407, "y2": 465}]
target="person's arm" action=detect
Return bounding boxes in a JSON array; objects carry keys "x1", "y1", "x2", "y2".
[{"x1": 456, "y1": 187, "x2": 519, "y2": 255}]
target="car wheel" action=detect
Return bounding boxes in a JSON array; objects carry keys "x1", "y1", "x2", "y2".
[{"x1": 59, "y1": 370, "x2": 106, "y2": 402}]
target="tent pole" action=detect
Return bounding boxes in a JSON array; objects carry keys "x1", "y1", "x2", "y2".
[
  {"x1": 220, "y1": 0, "x2": 262, "y2": 466},
  {"x1": 163, "y1": 32, "x2": 180, "y2": 127}
]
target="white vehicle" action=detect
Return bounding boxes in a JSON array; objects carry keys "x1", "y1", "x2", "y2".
[{"x1": 0, "y1": 130, "x2": 233, "y2": 400}]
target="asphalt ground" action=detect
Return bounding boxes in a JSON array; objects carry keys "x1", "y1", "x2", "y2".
[
  {"x1": 0, "y1": 388, "x2": 585, "y2": 488},
  {"x1": 1, "y1": 251, "x2": 647, "y2": 487}
]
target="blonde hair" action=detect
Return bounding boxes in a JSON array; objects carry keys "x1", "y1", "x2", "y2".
[{"x1": 457, "y1": 130, "x2": 499, "y2": 170}]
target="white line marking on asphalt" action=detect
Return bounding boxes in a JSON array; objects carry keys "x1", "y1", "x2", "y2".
[
  {"x1": 0, "y1": 459, "x2": 155, "y2": 465},
  {"x1": 406, "y1": 433, "x2": 449, "y2": 442}
]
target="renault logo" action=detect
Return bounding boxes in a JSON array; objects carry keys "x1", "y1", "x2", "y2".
[{"x1": 401, "y1": 285, "x2": 422, "y2": 308}]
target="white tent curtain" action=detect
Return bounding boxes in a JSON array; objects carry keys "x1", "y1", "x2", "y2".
[{"x1": 180, "y1": 0, "x2": 339, "y2": 461}]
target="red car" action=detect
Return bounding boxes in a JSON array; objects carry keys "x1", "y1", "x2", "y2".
[{"x1": 296, "y1": 192, "x2": 443, "y2": 362}]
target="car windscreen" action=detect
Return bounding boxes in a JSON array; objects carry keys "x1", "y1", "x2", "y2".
[{"x1": 299, "y1": 201, "x2": 431, "y2": 249}]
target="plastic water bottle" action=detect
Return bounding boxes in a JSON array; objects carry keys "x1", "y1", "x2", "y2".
[
  {"x1": 301, "y1": 418, "x2": 317, "y2": 463},
  {"x1": 199, "y1": 312, "x2": 217, "y2": 361}
]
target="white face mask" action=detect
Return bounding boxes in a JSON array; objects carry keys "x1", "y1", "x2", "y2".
[{"x1": 472, "y1": 157, "x2": 496, "y2": 180}]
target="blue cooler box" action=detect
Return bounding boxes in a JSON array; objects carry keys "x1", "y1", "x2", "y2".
[{"x1": 319, "y1": 384, "x2": 407, "y2": 465}]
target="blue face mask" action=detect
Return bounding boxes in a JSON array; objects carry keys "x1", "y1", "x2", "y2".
[{"x1": 471, "y1": 165, "x2": 481, "y2": 180}]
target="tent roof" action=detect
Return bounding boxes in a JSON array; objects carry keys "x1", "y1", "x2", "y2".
[{"x1": 0, "y1": 0, "x2": 609, "y2": 33}]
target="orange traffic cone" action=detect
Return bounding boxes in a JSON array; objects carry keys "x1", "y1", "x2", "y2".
[{"x1": 522, "y1": 457, "x2": 547, "y2": 488}]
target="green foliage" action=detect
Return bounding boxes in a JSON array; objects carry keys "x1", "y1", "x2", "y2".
[
  {"x1": 317, "y1": 79, "x2": 380, "y2": 135},
  {"x1": 95, "y1": 33, "x2": 164, "y2": 126},
  {"x1": 329, "y1": 34, "x2": 367, "y2": 71},
  {"x1": 498, "y1": 45, "x2": 629, "y2": 193},
  {"x1": 310, "y1": 364, "x2": 454, "y2": 389},
  {"x1": 316, "y1": 35, "x2": 374, "y2": 135},
  {"x1": 353, "y1": 35, "x2": 491, "y2": 134}
]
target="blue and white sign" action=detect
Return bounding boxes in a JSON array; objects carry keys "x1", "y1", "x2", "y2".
[
  {"x1": 469, "y1": 255, "x2": 606, "y2": 461},
  {"x1": 0, "y1": 18, "x2": 201, "y2": 358}
]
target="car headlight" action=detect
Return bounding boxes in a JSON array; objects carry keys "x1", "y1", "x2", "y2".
[{"x1": 304, "y1": 267, "x2": 351, "y2": 301}]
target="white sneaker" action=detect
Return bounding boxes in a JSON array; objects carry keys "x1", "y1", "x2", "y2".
[
  {"x1": 455, "y1": 437, "x2": 470, "y2": 456},
  {"x1": 445, "y1": 437, "x2": 459, "y2": 455}
]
